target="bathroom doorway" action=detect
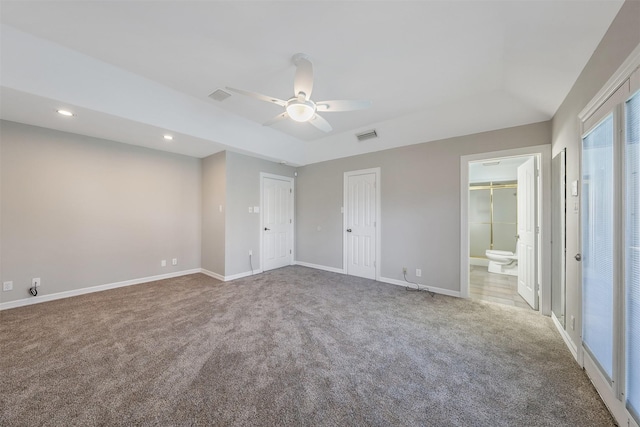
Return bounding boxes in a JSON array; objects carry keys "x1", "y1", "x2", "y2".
[{"x1": 460, "y1": 145, "x2": 551, "y2": 314}]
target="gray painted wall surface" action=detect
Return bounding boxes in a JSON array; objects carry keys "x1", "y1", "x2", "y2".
[
  {"x1": 201, "y1": 151, "x2": 226, "y2": 275},
  {"x1": 225, "y1": 151, "x2": 294, "y2": 276},
  {"x1": 0, "y1": 121, "x2": 202, "y2": 303},
  {"x1": 551, "y1": 0, "x2": 640, "y2": 347},
  {"x1": 296, "y1": 121, "x2": 550, "y2": 292}
]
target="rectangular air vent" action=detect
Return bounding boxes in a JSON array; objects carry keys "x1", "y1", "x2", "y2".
[
  {"x1": 356, "y1": 129, "x2": 378, "y2": 142},
  {"x1": 208, "y1": 88, "x2": 232, "y2": 102}
]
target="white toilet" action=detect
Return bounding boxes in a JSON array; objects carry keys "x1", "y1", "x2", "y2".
[{"x1": 485, "y1": 247, "x2": 518, "y2": 276}]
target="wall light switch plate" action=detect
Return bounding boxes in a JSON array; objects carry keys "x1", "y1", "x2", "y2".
[
  {"x1": 248, "y1": 207, "x2": 253, "y2": 213},
  {"x1": 253, "y1": 206, "x2": 260, "y2": 213},
  {"x1": 161, "y1": 260, "x2": 167, "y2": 267},
  {"x1": 3, "y1": 281, "x2": 13, "y2": 291}
]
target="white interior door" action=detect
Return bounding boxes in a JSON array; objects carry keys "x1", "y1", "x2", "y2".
[
  {"x1": 262, "y1": 175, "x2": 293, "y2": 271},
  {"x1": 344, "y1": 170, "x2": 377, "y2": 280},
  {"x1": 517, "y1": 156, "x2": 538, "y2": 309}
]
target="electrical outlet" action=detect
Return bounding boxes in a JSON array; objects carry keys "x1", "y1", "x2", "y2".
[
  {"x1": 416, "y1": 269, "x2": 422, "y2": 277},
  {"x1": 172, "y1": 258, "x2": 177, "y2": 266},
  {"x1": 249, "y1": 250, "x2": 253, "y2": 256},
  {"x1": 402, "y1": 267, "x2": 407, "y2": 274},
  {"x1": 248, "y1": 207, "x2": 253, "y2": 213},
  {"x1": 161, "y1": 260, "x2": 167, "y2": 267},
  {"x1": 3, "y1": 281, "x2": 13, "y2": 291},
  {"x1": 32, "y1": 278, "x2": 41, "y2": 288}
]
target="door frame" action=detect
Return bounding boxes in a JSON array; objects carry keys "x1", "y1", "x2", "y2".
[
  {"x1": 260, "y1": 172, "x2": 294, "y2": 272},
  {"x1": 460, "y1": 144, "x2": 551, "y2": 315},
  {"x1": 343, "y1": 167, "x2": 381, "y2": 280}
]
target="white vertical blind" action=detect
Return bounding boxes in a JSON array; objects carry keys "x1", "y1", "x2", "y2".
[
  {"x1": 626, "y1": 91, "x2": 640, "y2": 422},
  {"x1": 582, "y1": 114, "x2": 614, "y2": 379}
]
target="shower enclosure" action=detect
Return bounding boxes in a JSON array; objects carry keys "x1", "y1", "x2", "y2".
[{"x1": 469, "y1": 181, "x2": 518, "y2": 260}]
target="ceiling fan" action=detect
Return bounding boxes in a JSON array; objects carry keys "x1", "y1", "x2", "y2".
[{"x1": 226, "y1": 53, "x2": 371, "y2": 133}]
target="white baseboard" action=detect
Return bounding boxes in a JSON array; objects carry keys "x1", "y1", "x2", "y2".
[
  {"x1": 224, "y1": 269, "x2": 262, "y2": 281},
  {"x1": 200, "y1": 268, "x2": 225, "y2": 281},
  {"x1": 551, "y1": 312, "x2": 578, "y2": 361},
  {"x1": 0, "y1": 269, "x2": 201, "y2": 311},
  {"x1": 293, "y1": 262, "x2": 461, "y2": 298},
  {"x1": 201, "y1": 268, "x2": 263, "y2": 282},
  {"x1": 377, "y1": 276, "x2": 462, "y2": 298},
  {"x1": 294, "y1": 261, "x2": 345, "y2": 274}
]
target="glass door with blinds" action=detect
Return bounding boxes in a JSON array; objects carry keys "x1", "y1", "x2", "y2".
[
  {"x1": 625, "y1": 86, "x2": 639, "y2": 424},
  {"x1": 579, "y1": 66, "x2": 639, "y2": 426},
  {"x1": 581, "y1": 113, "x2": 615, "y2": 380}
]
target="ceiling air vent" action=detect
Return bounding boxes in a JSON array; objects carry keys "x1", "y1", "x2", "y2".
[
  {"x1": 208, "y1": 89, "x2": 232, "y2": 102},
  {"x1": 356, "y1": 129, "x2": 378, "y2": 142}
]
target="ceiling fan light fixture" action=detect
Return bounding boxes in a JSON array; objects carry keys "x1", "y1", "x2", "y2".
[{"x1": 286, "y1": 99, "x2": 316, "y2": 122}]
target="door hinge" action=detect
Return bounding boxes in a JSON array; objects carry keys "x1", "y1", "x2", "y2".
[
  {"x1": 290, "y1": 188, "x2": 292, "y2": 193},
  {"x1": 290, "y1": 219, "x2": 292, "y2": 223},
  {"x1": 290, "y1": 249, "x2": 292, "y2": 254},
  {"x1": 536, "y1": 226, "x2": 540, "y2": 234}
]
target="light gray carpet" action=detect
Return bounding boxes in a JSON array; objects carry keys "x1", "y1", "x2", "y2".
[{"x1": 0, "y1": 266, "x2": 613, "y2": 426}]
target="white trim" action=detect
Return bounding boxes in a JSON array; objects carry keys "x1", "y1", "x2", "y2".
[
  {"x1": 260, "y1": 172, "x2": 295, "y2": 272},
  {"x1": 224, "y1": 270, "x2": 261, "y2": 281},
  {"x1": 343, "y1": 167, "x2": 382, "y2": 280},
  {"x1": 294, "y1": 261, "x2": 345, "y2": 274},
  {"x1": 583, "y1": 350, "x2": 630, "y2": 426},
  {"x1": 0, "y1": 269, "x2": 201, "y2": 311},
  {"x1": 460, "y1": 144, "x2": 552, "y2": 317},
  {"x1": 378, "y1": 276, "x2": 461, "y2": 298},
  {"x1": 293, "y1": 261, "x2": 460, "y2": 297},
  {"x1": 200, "y1": 268, "x2": 225, "y2": 281},
  {"x1": 201, "y1": 267, "x2": 263, "y2": 282},
  {"x1": 552, "y1": 312, "x2": 578, "y2": 361},
  {"x1": 579, "y1": 42, "x2": 640, "y2": 122}
]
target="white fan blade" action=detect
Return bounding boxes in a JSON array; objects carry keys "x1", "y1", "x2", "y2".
[
  {"x1": 309, "y1": 114, "x2": 332, "y2": 132},
  {"x1": 316, "y1": 100, "x2": 372, "y2": 112},
  {"x1": 225, "y1": 87, "x2": 287, "y2": 107},
  {"x1": 263, "y1": 112, "x2": 288, "y2": 127},
  {"x1": 294, "y1": 57, "x2": 313, "y2": 100}
]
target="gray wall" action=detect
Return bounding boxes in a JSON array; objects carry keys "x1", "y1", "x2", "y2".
[
  {"x1": 201, "y1": 151, "x2": 226, "y2": 275},
  {"x1": 551, "y1": 0, "x2": 640, "y2": 345},
  {"x1": 225, "y1": 151, "x2": 295, "y2": 276},
  {"x1": 296, "y1": 121, "x2": 550, "y2": 292},
  {"x1": 0, "y1": 121, "x2": 202, "y2": 303}
]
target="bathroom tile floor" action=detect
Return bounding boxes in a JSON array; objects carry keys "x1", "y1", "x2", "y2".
[{"x1": 469, "y1": 265, "x2": 533, "y2": 311}]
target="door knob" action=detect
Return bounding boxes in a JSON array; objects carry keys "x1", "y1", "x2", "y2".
[
  {"x1": 264, "y1": 227, "x2": 270, "y2": 231},
  {"x1": 346, "y1": 228, "x2": 352, "y2": 232},
  {"x1": 575, "y1": 253, "x2": 582, "y2": 261}
]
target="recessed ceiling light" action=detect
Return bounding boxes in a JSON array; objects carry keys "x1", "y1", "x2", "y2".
[
  {"x1": 163, "y1": 135, "x2": 173, "y2": 140},
  {"x1": 57, "y1": 109, "x2": 74, "y2": 117}
]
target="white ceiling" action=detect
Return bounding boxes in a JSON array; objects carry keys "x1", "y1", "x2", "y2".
[
  {"x1": 469, "y1": 156, "x2": 532, "y2": 183},
  {"x1": 0, "y1": 1, "x2": 624, "y2": 165}
]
